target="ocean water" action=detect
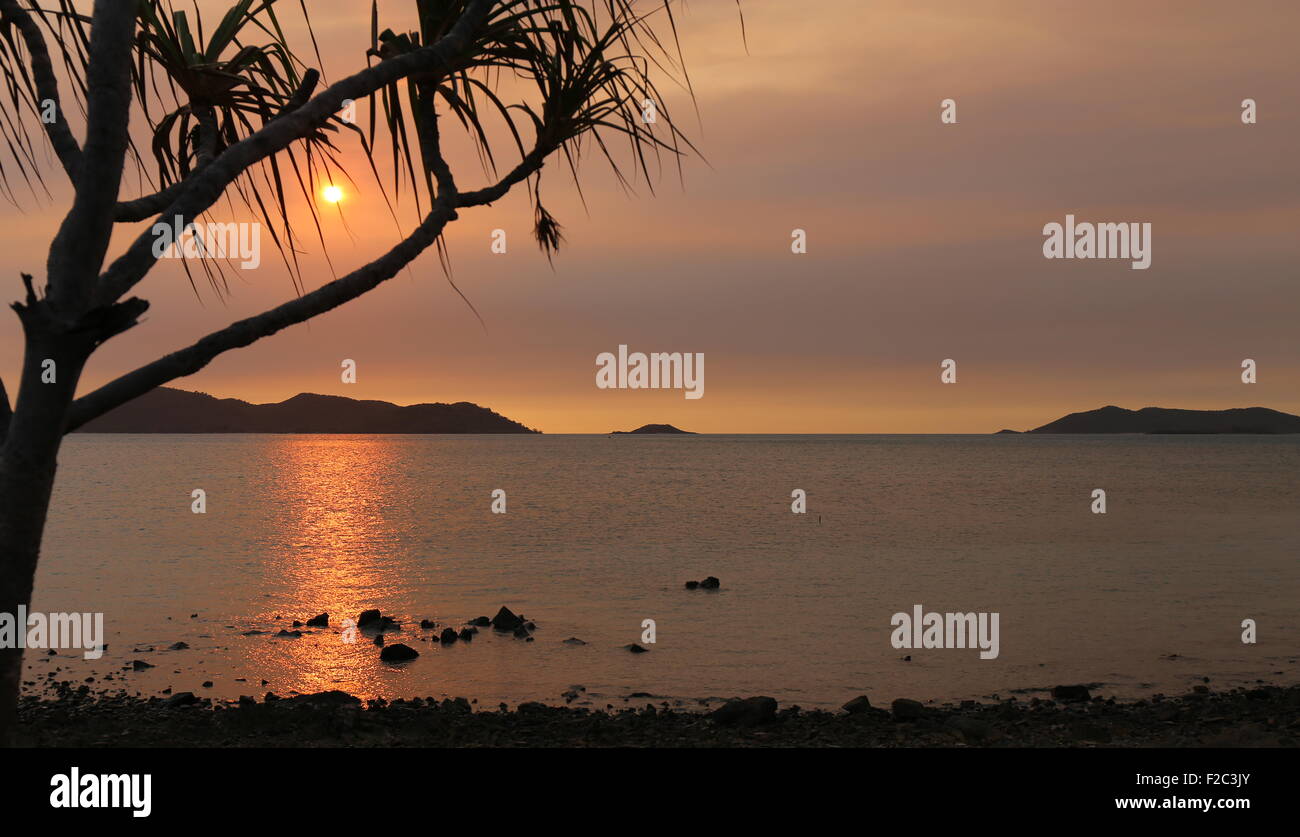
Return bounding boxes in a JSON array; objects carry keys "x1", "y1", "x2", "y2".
[{"x1": 25, "y1": 434, "x2": 1300, "y2": 711}]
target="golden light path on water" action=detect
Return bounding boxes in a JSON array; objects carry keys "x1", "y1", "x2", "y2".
[{"x1": 245, "y1": 437, "x2": 412, "y2": 698}]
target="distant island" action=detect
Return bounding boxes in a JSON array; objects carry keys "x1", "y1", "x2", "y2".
[
  {"x1": 611, "y1": 424, "x2": 694, "y2": 434},
  {"x1": 1002, "y1": 406, "x2": 1300, "y2": 435},
  {"x1": 74, "y1": 388, "x2": 540, "y2": 434}
]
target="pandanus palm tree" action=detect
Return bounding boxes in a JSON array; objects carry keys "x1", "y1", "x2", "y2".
[{"x1": 0, "y1": 0, "x2": 734, "y2": 745}]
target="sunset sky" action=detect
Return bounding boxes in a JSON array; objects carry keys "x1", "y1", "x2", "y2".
[{"x1": 2, "y1": 0, "x2": 1297, "y2": 433}]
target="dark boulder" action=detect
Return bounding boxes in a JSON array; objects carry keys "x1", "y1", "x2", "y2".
[
  {"x1": 420, "y1": 619, "x2": 437, "y2": 630},
  {"x1": 284, "y1": 690, "x2": 361, "y2": 709},
  {"x1": 684, "y1": 580, "x2": 700, "y2": 589},
  {"x1": 443, "y1": 697, "x2": 472, "y2": 714},
  {"x1": 491, "y1": 606, "x2": 524, "y2": 631},
  {"x1": 168, "y1": 642, "x2": 189, "y2": 650},
  {"x1": 379, "y1": 643, "x2": 420, "y2": 662},
  {"x1": 891, "y1": 698, "x2": 927, "y2": 721},
  {"x1": 305, "y1": 613, "x2": 329, "y2": 628},
  {"x1": 699, "y1": 576, "x2": 720, "y2": 589},
  {"x1": 458, "y1": 628, "x2": 474, "y2": 641},
  {"x1": 1051, "y1": 685, "x2": 1091, "y2": 702},
  {"x1": 842, "y1": 695, "x2": 873, "y2": 715},
  {"x1": 624, "y1": 643, "x2": 649, "y2": 654},
  {"x1": 711, "y1": 696, "x2": 777, "y2": 728},
  {"x1": 440, "y1": 628, "x2": 459, "y2": 644},
  {"x1": 357, "y1": 609, "x2": 383, "y2": 628},
  {"x1": 165, "y1": 691, "x2": 198, "y2": 708},
  {"x1": 469, "y1": 616, "x2": 491, "y2": 627}
]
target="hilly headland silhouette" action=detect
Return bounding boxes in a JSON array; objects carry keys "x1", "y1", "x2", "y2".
[
  {"x1": 74, "y1": 387, "x2": 539, "y2": 434},
  {"x1": 999, "y1": 405, "x2": 1300, "y2": 434}
]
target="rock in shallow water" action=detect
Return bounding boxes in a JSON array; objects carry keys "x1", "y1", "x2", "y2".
[
  {"x1": 842, "y1": 695, "x2": 873, "y2": 715},
  {"x1": 491, "y1": 606, "x2": 524, "y2": 631},
  {"x1": 711, "y1": 696, "x2": 777, "y2": 727},
  {"x1": 1052, "y1": 685, "x2": 1091, "y2": 702},
  {"x1": 891, "y1": 698, "x2": 927, "y2": 721},
  {"x1": 283, "y1": 690, "x2": 361, "y2": 708},
  {"x1": 379, "y1": 643, "x2": 419, "y2": 662}
]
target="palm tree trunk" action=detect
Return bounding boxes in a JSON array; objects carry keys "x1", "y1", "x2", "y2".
[
  {"x1": 0, "y1": 445, "x2": 59, "y2": 745},
  {"x1": 0, "y1": 332, "x2": 87, "y2": 745}
]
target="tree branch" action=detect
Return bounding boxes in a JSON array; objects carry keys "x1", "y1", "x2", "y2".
[
  {"x1": 113, "y1": 104, "x2": 223, "y2": 222},
  {"x1": 44, "y1": 0, "x2": 137, "y2": 313},
  {"x1": 95, "y1": 0, "x2": 494, "y2": 308},
  {"x1": 66, "y1": 195, "x2": 459, "y2": 433},
  {"x1": 113, "y1": 179, "x2": 189, "y2": 224},
  {"x1": 0, "y1": 0, "x2": 83, "y2": 183},
  {"x1": 457, "y1": 147, "x2": 549, "y2": 208}
]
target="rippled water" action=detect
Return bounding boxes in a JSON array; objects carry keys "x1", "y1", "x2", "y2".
[{"x1": 25, "y1": 434, "x2": 1300, "y2": 710}]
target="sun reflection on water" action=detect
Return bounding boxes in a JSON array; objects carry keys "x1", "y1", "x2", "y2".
[{"x1": 244, "y1": 437, "x2": 419, "y2": 697}]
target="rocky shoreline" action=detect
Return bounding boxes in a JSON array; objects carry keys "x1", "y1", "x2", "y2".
[{"x1": 15, "y1": 682, "x2": 1299, "y2": 748}]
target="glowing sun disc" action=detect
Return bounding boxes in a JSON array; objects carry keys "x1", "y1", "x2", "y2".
[{"x1": 323, "y1": 185, "x2": 344, "y2": 203}]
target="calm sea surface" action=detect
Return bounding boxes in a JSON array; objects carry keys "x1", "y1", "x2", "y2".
[{"x1": 26, "y1": 434, "x2": 1300, "y2": 710}]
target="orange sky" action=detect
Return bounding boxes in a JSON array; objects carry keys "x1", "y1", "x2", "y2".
[{"x1": 2, "y1": 0, "x2": 1298, "y2": 433}]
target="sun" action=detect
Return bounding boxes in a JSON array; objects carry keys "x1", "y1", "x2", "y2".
[{"x1": 322, "y1": 185, "x2": 344, "y2": 204}]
